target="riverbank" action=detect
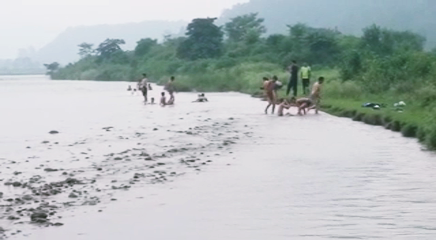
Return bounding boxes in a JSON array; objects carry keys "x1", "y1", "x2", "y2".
[{"x1": 153, "y1": 67, "x2": 436, "y2": 150}]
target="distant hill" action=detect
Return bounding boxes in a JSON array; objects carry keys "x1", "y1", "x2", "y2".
[
  {"x1": 35, "y1": 21, "x2": 187, "y2": 65},
  {"x1": 218, "y1": 0, "x2": 436, "y2": 49},
  {"x1": 35, "y1": 0, "x2": 436, "y2": 65}
]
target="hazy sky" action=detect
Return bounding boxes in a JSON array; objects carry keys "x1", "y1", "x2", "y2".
[{"x1": 0, "y1": 0, "x2": 248, "y2": 59}]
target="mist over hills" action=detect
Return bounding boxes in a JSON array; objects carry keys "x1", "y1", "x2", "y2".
[
  {"x1": 34, "y1": 21, "x2": 187, "y2": 65},
  {"x1": 21, "y1": 0, "x2": 436, "y2": 68}
]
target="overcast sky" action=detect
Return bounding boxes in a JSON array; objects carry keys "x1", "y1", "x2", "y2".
[{"x1": 0, "y1": 0, "x2": 248, "y2": 59}]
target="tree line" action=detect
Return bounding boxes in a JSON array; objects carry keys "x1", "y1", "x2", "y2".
[{"x1": 47, "y1": 13, "x2": 436, "y2": 101}]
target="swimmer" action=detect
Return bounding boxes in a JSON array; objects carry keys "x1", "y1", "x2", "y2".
[
  {"x1": 150, "y1": 98, "x2": 155, "y2": 105},
  {"x1": 193, "y1": 93, "x2": 208, "y2": 102},
  {"x1": 263, "y1": 77, "x2": 276, "y2": 114},
  {"x1": 127, "y1": 85, "x2": 132, "y2": 91},
  {"x1": 160, "y1": 92, "x2": 166, "y2": 106}
]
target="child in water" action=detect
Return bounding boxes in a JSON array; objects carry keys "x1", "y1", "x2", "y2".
[
  {"x1": 160, "y1": 92, "x2": 166, "y2": 106},
  {"x1": 150, "y1": 98, "x2": 155, "y2": 105},
  {"x1": 193, "y1": 93, "x2": 208, "y2": 102}
]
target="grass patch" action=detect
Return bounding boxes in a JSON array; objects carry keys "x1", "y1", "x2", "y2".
[{"x1": 401, "y1": 124, "x2": 418, "y2": 138}]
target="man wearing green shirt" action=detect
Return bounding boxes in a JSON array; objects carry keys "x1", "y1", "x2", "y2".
[{"x1": 300, "y1": 63, "x2": 311, "y2": 95}]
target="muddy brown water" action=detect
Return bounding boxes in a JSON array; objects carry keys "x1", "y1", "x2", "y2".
[{"x1": 1, "y1": 76, "x2": 436, "y2": 239}]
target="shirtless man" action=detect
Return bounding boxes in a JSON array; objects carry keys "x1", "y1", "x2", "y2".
[
  {"x1": 309, "y1": 77, "x2": 324, "y2": 114},
  {"x1": 263, "y1": 77, "x2": 276, "y2": 114},
  {"x1": 277, "y1": 98, "x2": 293, "y2": 117},
  {"x1": 160, "y1": 92, "x2": 167, "y2": 106},
  {"x1": 294, "y1": 97, "x2": 313, "y2": 115},
  {"x1": 165, "y1": 76, "x2": 176, "y2": 103}
]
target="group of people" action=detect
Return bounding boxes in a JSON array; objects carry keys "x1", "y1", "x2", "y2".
[
  {"x1": 128, "y1": 74, "x2": 208, "y2": 105},
  {"x1": 127, "y1": 74, "x2": 176, "y2": 106},
  {"x1": 262, "y1": 60, "x2": 324, "y2": 116}
]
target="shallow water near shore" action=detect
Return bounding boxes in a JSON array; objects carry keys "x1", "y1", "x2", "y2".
[{"x1": 2, "y1": 76, "x2": 436, "y2": 239}]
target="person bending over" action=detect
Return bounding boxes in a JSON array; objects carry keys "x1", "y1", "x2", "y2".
[{"x1": 277, "y1": 98, "x2": 293, "y2": 117}]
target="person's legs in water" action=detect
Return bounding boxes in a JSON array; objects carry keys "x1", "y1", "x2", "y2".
[
  {"x1": 142, "y1": 87, "x2": 148, "y2": 102},
  {"x1": 264, "y1": 91, "x2": 276, "y2": 114},
  {"x1": 169, "y1": 91, "x2": 174, "y2": 103}
]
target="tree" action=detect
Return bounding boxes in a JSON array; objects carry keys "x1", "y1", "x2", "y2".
[
  {"x1": 134, "y1": 38, "x2": 158, "y2": 57},
  {"x1": 78, "y1": 43, "x2": 94, "y2": 58},
  {"x1": 96, "y1": 39, "x2": 126, "y2": 60},
  {"x1": 43, "y1": 62, "x2": 60, "y2": 76},
  {"x1": 224, "y1": 13, "x2": 266, "y2": 42},
  {"x1": 177, "y1": 18, "x2": 224, "y2": 60}
]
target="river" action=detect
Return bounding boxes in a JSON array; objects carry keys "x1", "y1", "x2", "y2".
[{"x1": 1, "y1": 76, "x2": 436, "y2": 240}]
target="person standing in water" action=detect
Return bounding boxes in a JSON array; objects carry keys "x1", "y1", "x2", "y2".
[
  {"x1": 300, "y1": 63, "x2": 311, "y2": 95},
  {"x1": 263, "y1": 77, "x2": 276, "y2": 114},
  {"x1": 140, "y1": 73, "x2": 149, "y2": 102},
  {"x1": 286, "y1": 60, "x2": 299, "y2": 97},
  {"x1": 165, "y1": 76, "x2": 175, "y2": 104},
  {"x1": 272, "y1": 76, "x2": 283, "y2": 96},
  {"x1": 309, "y1": 77, "x2": 324, "y2": 114}
]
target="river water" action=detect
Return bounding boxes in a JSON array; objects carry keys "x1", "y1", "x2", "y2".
[{"x1": 1, "y1": 76, "x2": 436, "y2": 240}]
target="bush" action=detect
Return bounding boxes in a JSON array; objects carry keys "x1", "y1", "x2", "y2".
[
  {"x1": 401, "y1": 124, "x2": 418, "y2": 137},
  {"x1": 363, "y1": 113, "x2": 382, "y2": 125},
  {"x1": 417, "y1": 126, "x2": 427, "y2": 142},
  {"x1": 80, "y1": 69, "x2": 100, "y2": 80},
  {"x1": 426, "y1": 128, "x2": 436, "y2": 150},
  {"x1": 352, "y1": 112, "x2": 365, "y2": 121},
  {"x1": 391, "y1": 120, "x2": 402, "y2": 132},
  {"x1": 323, "y1": 80, "x2": 362, "y2": 100}
]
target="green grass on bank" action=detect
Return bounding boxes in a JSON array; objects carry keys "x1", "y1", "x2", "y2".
[{"x1": 162, "y1": 65, "x2": 436, "y2": 150}]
